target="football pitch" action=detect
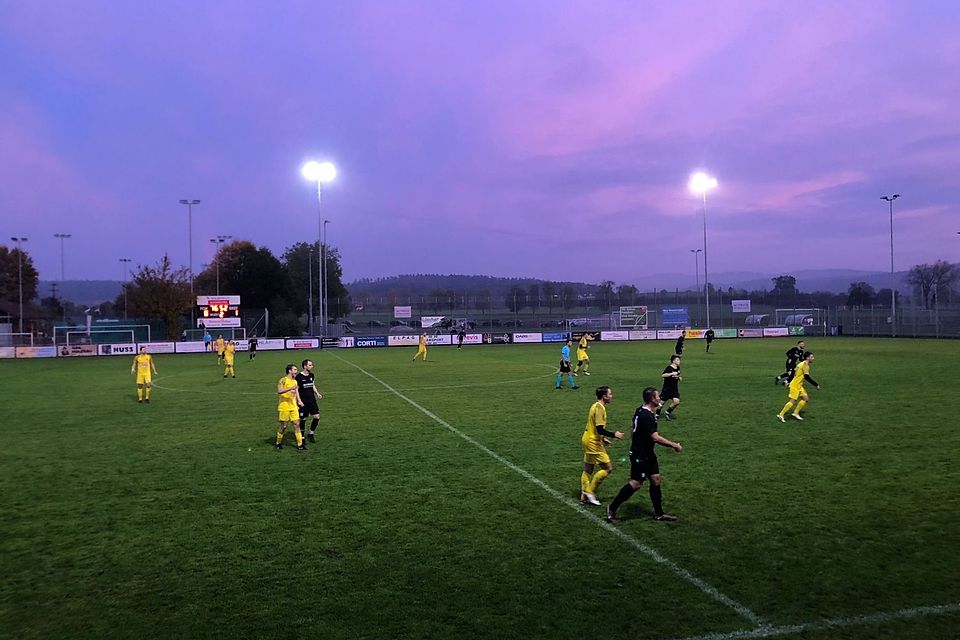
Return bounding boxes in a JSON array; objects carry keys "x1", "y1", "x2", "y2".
[{"x1": 1, "y1": 337, "x2": 958, "y2": 639}]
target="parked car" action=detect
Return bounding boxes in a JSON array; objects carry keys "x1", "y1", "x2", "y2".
[
  {"x1": 389, "y1": 325, "x2": 416, "y2": 334},
  {"x1": 367, "y1": 320, "x2": 386, "y2": 328}
]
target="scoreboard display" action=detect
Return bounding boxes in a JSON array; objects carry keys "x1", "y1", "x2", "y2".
[{"x1": 197, "y1": 295, "x2": 241, "y2": 328}]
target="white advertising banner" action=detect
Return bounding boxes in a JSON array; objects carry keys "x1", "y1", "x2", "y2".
[
  {"x1": 763, "y1": 327, "x2": 790, "y2": 337},
  {"x1": 738, "y1": 328, "x2": 764, "y2": 338},
  {"x1": 0, "y1": 346, "x2": 16, "y2": 359},
  {"x1": 197, "y1": 295, "x2": 241, "y2": 306},
  {"x1": 426, "y1": 334, "x2": 452, "y2": 346},
  {"x1": 657, "y1": 329, "x2": 684, "y2": 339},
  {"x1": 339, "y1": 337, "x2": 355, "y2": 348},
  {"x1": 421, "y1": 316, "x2": 445, "y2": 328},
  {"x1": 394, "y1": 306, "x2": 412, "y2": 319},
  {"x1": 511, "y1": 332, "x2": 543, "y2": 343},
  {"x1": 732, "y1": 299, "x2": 752, "y2": 313},
  {"x1": 462, "y1": 333, "x2": 484, "y2": 345},
  {"x1": 257, "y1": 338, "x2": 286, "y2": 351},
  {"x1": 98, "y1": 343, "x2": 138, "y2": 356},
  {"x1": 389, "y1": 335, "x2": 420, "y2": 347},
  {"x1": 198, "y1": 317, "x2": 241, "y2": 328},
  {"x1": 286, "y1": 338, "x2": 319, "y2": 349},
  {"x1": 141, "y1": 341, "x2": 176, "y2": 354},
  {"x1": 600, "y1": 330, "x2": 630, "y2": 341},
  {"x1": 60, "y1": 344, "x2": 97, "y2": 357},
  {"x1": 629, "y1": 330, "x2": 658, "y2": 340},
  {"x1": 176, "y1": 341, "x2": 209, "y2": 353}
]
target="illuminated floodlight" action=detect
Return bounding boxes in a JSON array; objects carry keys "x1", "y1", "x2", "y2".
[
  {"x1": 688, "y1": 172, "x2": 718, "y2": 195},
  {"x1": 301, "y1": 161, "x2": 337, "y2": 183}
]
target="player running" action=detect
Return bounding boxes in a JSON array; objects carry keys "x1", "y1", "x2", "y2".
[
  {"x1": 275, "y1": 364, "x2": 306, "y2": 451},
  {"x1": 704, "y1": 328, "x2": 715, "y2": 353},
  {"x1": 579, "y1": 386, "x2": 624, "y2": 505},
  {"x1": 413, "y1": 333, "x2": 428, "y2": 361},
  {"x1": 777, "y1": 351, "x2": 820, "y2": 422},
  {"x1": 775, "y1": 340, "x2": 806, "y2": 386},
  {"x1": 656, "y1": 355, "x2": 682, "y2": 421},
  {"x1": 573, "y1": 333, "x2": 592, "y2": 376},
  {"x1": 296, "y1": 359, "x2": 323, "y2": 443},
  {"x1": 131, "y1": 345, "x2": 158, "y2": 403}
]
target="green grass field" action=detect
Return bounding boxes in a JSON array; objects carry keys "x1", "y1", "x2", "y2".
[{"x1": 1, "y1": 337, "x2": 958, "y2": 639}]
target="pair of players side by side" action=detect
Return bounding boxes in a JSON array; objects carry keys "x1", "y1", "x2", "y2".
[
  {"x1": 554, "y1": 334, "x2": 594, "y2": 389},
  {"x1": 274, "y1": 359, "x2": 324, "y2": 451}
]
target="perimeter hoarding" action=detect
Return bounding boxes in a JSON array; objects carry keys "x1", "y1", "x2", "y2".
[
  {"x1": 285, "y1": 338, "x2": 319, "y2": 349},
  {"x1": 484, "y1": 333, "x2": 511, "y2": 344},
  {"x1": 542, "y1": 332, "x2": 567, "y2": 343},
  {"x1": 461, "y1": 333, "x2": 483, "y2": 345},
  {"x1": 140, "y1": 342, "x2": 176, "y2": 354},
  {"x1": 355, "y1": 336, "x2": 388, "y2": 348},
  {"x1": 177, "y1": 341, "x2": 210, "y2": 353},
  {"x1": 715, "y1": 328, "x2": 738, "y2": 338},
  {"x1": 738, "y1": 328, "x2": 764, "y2": 338},
  {"x1": 763, "y1": 327, "x2": 790, "y2": 337},
  {"x1": 684, "y1": 329, "x2": 705, "y2": 339},
  {"x1": 16, "y1": 346, "x2": 57, "y2": 358},
  {"x1": 389, "y1": 335, "x2": 420, "y2": 347},
  {"x1": 600, "y1": 331, "x2": 629, "y2": 341},
  {"x1": 629, "y1": 330, "x2": 658, "y2": 340},
  {"x1": 661, "y1": 307, "x2": 689, "y2": 326},
  {"x1": 426, "y1": 334, "x2": 452, "y2": 346},
  {"x1": 0, "y1": 346, "x2": 17, "y2": 358},
  {"x1": 339, "y1": 337, "x2": 355, "y2": 348},
  {"x1": 656, "y1": 329, "x2": 684, "y2": 340},
  {"x1": 98, "y1": 343, "x2": 138, "y2": 356},
  {"x1": 511, "y1": 333, "x2": 543, "y2": 343},
  {"x1": 60, "y1": 344, "x2": 97, "y2": 357}
]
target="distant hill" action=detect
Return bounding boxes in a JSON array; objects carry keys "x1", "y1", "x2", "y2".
[
  {"x1": 630, "y1": 269, "x2": 909, "y2": 294},
  {"x1": 39, "y1": 280, "x2": 122, "y2": 305},
  {"x1": 348, "y1": 274, "x2": 599, "y2": 297}
]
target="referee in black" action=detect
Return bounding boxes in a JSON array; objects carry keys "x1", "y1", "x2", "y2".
[{"x1": 606, "y1": 387, "x2": 683, "y2": 523}]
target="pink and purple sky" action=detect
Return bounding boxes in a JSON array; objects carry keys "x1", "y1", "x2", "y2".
[{"x1": 2, "y1": 0, "x2": 958, "y2": 284}]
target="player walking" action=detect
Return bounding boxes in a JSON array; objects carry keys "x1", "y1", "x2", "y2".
[
  {"x1": 775, "y1": 340, "x2": 805, "y2": 386},
  {"x1": 275, "y1": 364, "x2": 305, "y2": 451},
  {"x1": 296, "y1": 359, "x2": 323, "y2": 443},
  {"x1": 215, "y1": 335, "x2": 226, "y2": 364},
  {"x1": 606, "y1": 387, "x2": 683, "y2": 523},
  {"x1": 573, "y1": 333, "x2": 592, "y2": 376},
  {"x1": 248, "y1": 333, "x2": 258, "y2": 360},
  {"x1": 555, "y1": 339, "x2": 579, "y2": 389},
  {"x1": 413, "y1": 333, "x2": 428, "y2": 361},
  {"x1": 656, "y1": 355, "x2": 682, "y2": 421},
  {"x1": 579, "y1": 386, "x2": 624, "y2": 505},
  {"x1": 704, "y1": 328, "x2": 715, "y2": 353},
  {"x1": 223, "y1": 340, "x2": 236, "y2": 378}
]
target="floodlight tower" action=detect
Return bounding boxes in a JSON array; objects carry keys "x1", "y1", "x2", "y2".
[
  {"x1": 11, "y1": 236, "x2": 28, "y2": 333},
  {"x1": 119, "y1": 258, "x2": 133, "y2": 320},
  {"x1": 880, "y1": 194, "x2": 900, "y2": 337},
  {"x1": 54, "y1": 233, "x2": 72, "y2": 280},
  {"x1": 301, "y1": 160, "x2": 336, "y2": 335},
  {"x1": 209, "y1": 235, "x2": 232, "y2": 295},
  {"x1": 690, "y1": 248, "x2": 702, "y2": 326},
  {"x1": 689, "y1": 172, "x2": 718, "y2": 327}
]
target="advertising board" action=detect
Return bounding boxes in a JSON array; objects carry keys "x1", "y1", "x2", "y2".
[
  {"x1": 618, "y1": 305, "x2": 648, "y2": 328},
  {"x1": 738, "y1": 328, "x2": 764, "y2": 338},
  {"x1": 141, "y1": 341, "x2": 176, "y2": 354},
  {"x1": 394, "y1": 306, "x2": 412, "y2": 319},
  {"x1": 98, "y1": 343, "x2": 138, "y2": 356},
  {"x1": 389, "y1": 335, "x2": 420, "y2": 347},
  {"x1": 176, "y1": 341, "x2": 209, "y2": 353},
  {"x1": 60, "y1": 344, "x2": 97, "y2": 357},
  {"x1": 511, "y1": 333, "x2": 543, "y2": 343},
  {"x1": 339, "y1": 337, "x2": 355, "y2": 348},
  {"x1": 541, "y1": 332, "x2": 567, "y2": 343},
  {"x1": 421, "y1": 316, "x2": 445, "y2": 328},
  {"x1": 16, "y1": 346, "x2": 58, "y2": 358},
  {"x1": 629, "y1": 330, "x2": 658, "y2": 340},
  {"x1": 0, "y1": 346, "x2": 16, "y2": 359},
  {"x1": 600, "y1": 331, "x2": 629, "y2": 341},
  {"x1": 355, "y1": 336, "x2": 389, "y2": 348},
  {"x1": 732, "y1": 299, "x2": 752, "y2": 313},
  {"x1": 715, "y1": 328, "x2": 738, "y2": 338},
  {"x1": 483, "y1": 333, "x2": 511, "y2": 344},
  {"x1": 661, "y1": 307, "x2": 689, "y2": 326},
  {"x1": 461, "y1": 333, "x2": 484, "y2": 345},
  {"x1": 286, "y1": 338, "x2": 320, "y2": 349},
  {"x1": 763, "y1": 327, "x2": 790, "y2": 337},
  {"x1": 427, "y1": 334, "x2": 452, "y2": 346},
  {"x1": 684, "y1": 329, "x2": 705, "y2": 339},
  {"x1": 656, "y1": 329, "x2": 683, "y2": 340}
]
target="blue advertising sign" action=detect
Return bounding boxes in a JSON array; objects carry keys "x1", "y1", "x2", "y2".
[
  {"x1": 354, "y1": 335, "x2": 388, "y2": 348},
  {"x1": 661, "y1": 307, "x2": 689, "y2": 326},
  {"x1": 541, "y1": 332, "x2": 567, "y2": 343}
]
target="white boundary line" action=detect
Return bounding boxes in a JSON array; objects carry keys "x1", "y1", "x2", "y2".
[
  {"x1": 332, "y1": 352, "x2": 766, "y2": 627},
  {"x1": 673, "y1": 602, "x2": 960, "y2": 640}
]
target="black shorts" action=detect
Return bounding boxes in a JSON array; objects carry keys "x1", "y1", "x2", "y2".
[
  {"x1": 559, "y1": 359, "x2": 571, "y2": 373},
  {"x1": 630, "y1": 454, "x2": 660, "y2": 481},
  {"x1": 299, "y1": 402, "x2": 319, "y2": 418},
  {"x1": 660, "y1": 389, "x2": 680, "y2": 401},
  {"x1": 250, "y1": 344, "x2": 257, "y2": 351}
]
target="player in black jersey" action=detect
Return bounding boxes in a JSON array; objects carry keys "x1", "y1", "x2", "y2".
[
  {"x1": 656, "y1": 355, "x2": 682, "y2": 420},
  {"x1": 606, "y1": 387, "x2": 683, "y2": 522},
  {"x1": 674, "y1": 333, "x2": 685, "y2": 356},
  {"x1": 248, "y1": 334, "x2": 258, "y2": 360},
  {"x1": 704, "y1": 328, "x2": 715, "y2": 352},
  {"x1": 295, "y1": 359, "x2": 323, "y2": 443},
  {"x1": 775, "y1": 340, "x2": 805, "y2": 386}
]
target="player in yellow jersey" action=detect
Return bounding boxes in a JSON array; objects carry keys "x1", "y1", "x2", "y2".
[
  {"x1": 275, "y1": 364, "x2": 306, "y2": 451},
  {"x1": 580, "y1": 386, "x2": 624, "y2": 506},
  {"x1": 777, "y1": 351, "x2": 820, "y2": 422},
  {"x1": 130, "y1": 346, "x2": 158, "y2": 403},
  {"x1": 223, "y1": 340, "x2": 236, "y2": 378},
  {"x1": 573, "y1": 333, "x2": 593, "y2": 376},
  {"x1": 412, "y1": 333, "x2": 428, "y2": 361},
  {"x1": 215, "y1": 335, "x2": 226, "y2": 364}
]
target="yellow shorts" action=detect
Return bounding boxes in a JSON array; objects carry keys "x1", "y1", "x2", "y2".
[
  {"x1": 583, "y1": 449, "x2": 611, "y2": 465},
  {"x1": 577, "y1": 350, "x2": 588, "y2": 360},
  {"x1": 224, "y1": 360, "x2": 234, "y2": 367},
  {"x1": 278, "y1": 408, "x2": 299, "y2": 423},
  {"x1": 136, "y1": 374, "x2": 152, "y2": 385},
  {"x1": 788, "y1": 385, "x2": 806, "y2": 401}
]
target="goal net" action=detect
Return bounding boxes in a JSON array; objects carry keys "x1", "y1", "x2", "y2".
[{"x1": 66, "y1": 329, "x2": 136, "y2": 346}]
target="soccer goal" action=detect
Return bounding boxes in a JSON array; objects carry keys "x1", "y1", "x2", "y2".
[
  {"x1": 0, "y1": 332, "x2": 34, "y2": 347},
  {"x1": 65, "y1": 329, "x2": 136, "y2": 346}
]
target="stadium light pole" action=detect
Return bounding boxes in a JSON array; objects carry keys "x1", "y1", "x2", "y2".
[
  {"x1": 301, "y1": 161, "x2": 336, "y2": 337},
  {"x1": 178, "y1": 200, "x2": 201, "y2": 294},
  {"x1": 119, "y1": 258, "x2": 132, "y2": 320},
  {"x1": 880, "y1": 194, "x2": 900, "y2": 337},
  {"x1": 690, "y1": 248, "x2": 702, "y2": 326},
  {"x1": 689, "y1": 172, "x2": 718, "y2": 328},
  {"x1": 307, "y1": 246, "x2": 314, "y2": 331},
  {"x1": 209, "y1": 235, "x2": 232, "y2": 295},
  {"x1": 323, "y1": 219, "x2": 331, "y2": 331},
  {"x1": 11, "y1": 237, "x2": 28, "y2": 334},
  {"x1": 54, "y1": 233, "x2": 71, "y2": 281}
]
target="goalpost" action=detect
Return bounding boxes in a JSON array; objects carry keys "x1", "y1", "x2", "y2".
[
  {"x1": 54, "y1": 324, "x2": 152, "y2": 345},
  {"x1": 0, "y1": 332, "x2": 34, "y2": 347},
  {"x1": 66, "y1": 329, "x2": 136, "y2": 346}
]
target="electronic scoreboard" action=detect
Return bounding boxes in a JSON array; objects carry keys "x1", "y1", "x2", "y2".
[{"x1": 197, "y1": 295, "x2": 241, "y2": 328}]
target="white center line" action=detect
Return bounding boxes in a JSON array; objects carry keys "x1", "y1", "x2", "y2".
[{"x1": 332, "y1": 352, "x2": 766, "y2": 627}]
